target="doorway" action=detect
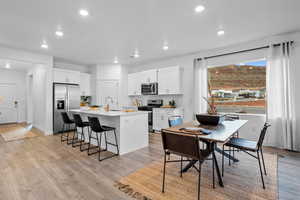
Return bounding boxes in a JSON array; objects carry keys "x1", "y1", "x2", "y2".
[{"x1": 0, "y1": 83, "x2": 18, "y2": 124}]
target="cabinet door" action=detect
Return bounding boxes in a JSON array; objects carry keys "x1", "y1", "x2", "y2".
[
  {"x1": 53, "y1": 69, "x2": 80, "y2": 84},
  {"x1": 128, "y1": 73, "x2": 141, "y2": 96},
  {"x1": 158, "y1": 66, "x2": 181, "y2": 95},
  {"x1": 80, "y1": 73, "x2": 91, "y2": 96},
  {"x1": 140, "y1": 70, "x2": 157, "y2": 83}
]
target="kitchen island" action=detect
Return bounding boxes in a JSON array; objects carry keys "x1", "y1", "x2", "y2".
[{"x1": 70, "y1": 109, "x2": 149, "y2": 155}]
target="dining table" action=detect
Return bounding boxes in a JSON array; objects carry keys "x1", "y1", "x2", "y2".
[{"x1": 162, "y1": 119, "x2": 248, "y2": 187}]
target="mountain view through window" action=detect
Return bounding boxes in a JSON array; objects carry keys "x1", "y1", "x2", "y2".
[{"x1": 208, "y1": 60, "x2": 266, "y2": 114}]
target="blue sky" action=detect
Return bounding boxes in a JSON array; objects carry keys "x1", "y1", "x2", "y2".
[{"x1": 243, "y1": 60, "x2": 266, "y2": 67}]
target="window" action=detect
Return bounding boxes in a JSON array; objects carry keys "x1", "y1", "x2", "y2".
[{"x1": 207, "y1": 60, "x2": 266, "y2": 114}]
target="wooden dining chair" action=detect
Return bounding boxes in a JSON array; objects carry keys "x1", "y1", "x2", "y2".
[
  {"x1": 161, "y1": 129, "x2": 214, "y2": 200},
  {"x1": 222, "y1": 122, "x2": 271, "y2": 189}
]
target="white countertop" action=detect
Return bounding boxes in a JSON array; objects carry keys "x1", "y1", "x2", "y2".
[{"x1": 70, "y1": 109, "x2": 149, "y2": 117}]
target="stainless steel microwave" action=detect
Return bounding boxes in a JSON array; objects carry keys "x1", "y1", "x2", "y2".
[{"x1": 141, "y1": 82, "x2": 158, "y2": 95}]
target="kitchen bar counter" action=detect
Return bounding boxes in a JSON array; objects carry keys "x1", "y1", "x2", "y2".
[
  {"x1": 71, "y1": 109, "x2": 149, "y2": 116},
  {"x1": 69, "y1": 109, "x2": 149, "y2": 155}
]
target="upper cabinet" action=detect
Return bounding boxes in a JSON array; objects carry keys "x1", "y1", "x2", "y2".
[
  {"x1": 140, "y1": 69, "x2": 157, "y2": 83},
  {"x1": 158, "y1": 66, "x2": 182, "y2": 95},
  {"x1": 80, "y1": 73, "x2": 91, "y2": 96},
  {"x1": 128, "y1": 73, "x2": 141, "y2": 96},
  {"x1": 53, "y1": 68, "x2": 80, "y2": 84}
]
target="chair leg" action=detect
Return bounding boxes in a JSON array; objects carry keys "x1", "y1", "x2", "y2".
[
  {"x1": 222, "y1": 145, "x2": 224, "y2": 177},
  {"x1": 97, "y1": 132, "x2": 102, "y2": 161},
  {"x1": 198, "y1": 161, "x2": 202, "y2": 200},
  {"x1": 113, "y1": 129, "x2": 119, "y2": 155},
  {"x1": 104, "y1": 132, "x2": 108, "y2": 151},
  {"x1": 162, "y1": 153, "x2": 167, "y2": 193},
  {"x1": 80, "y1": 127, "x2": 85, "y2": 151},
  {"x1": 229, "y1": 147, "x2": 231, "y2": 166},
  {"x1": 72, "y1": 126, "x2": 77, "y2": 147},
  {"x1": 260, "y1": 148, "x2": 267, "y2": 175},
  {"x1": 212, "y1": 156, "x2": 215, "y2": 188},
  {"x1": 257, "y1": 151, "x2": 266, "y2": 189},
  {"x1": 180, "y1": 156, "x2": 183, "y2": 178},
  {"x1": 61, "y1": 124, "x2": 65, "y2": 142},
  {"x1": 87, "y1": 130, "x2": 92, "y2": 155}
]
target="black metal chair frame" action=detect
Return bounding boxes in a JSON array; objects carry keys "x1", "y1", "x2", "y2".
[
  {"x1": 161, "y1": 130, "x2": 215, "y2": 200},
  {"x1": 222, "y1": 123, "x2": 270, "y2": 189},
  {"x1": 87, "y1": 117, "x2": 120, "y2": 161},
  {"x1": 223, "y1": 114, "x2": 241, "y2": 165},
  {"x1": 71, "y1": 114, "x2": 91, "y2": 151},
  {"x1": 60, "y1": 112, "x2": 74, "y2": 145}
]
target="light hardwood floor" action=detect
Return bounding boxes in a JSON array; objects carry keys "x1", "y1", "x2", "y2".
[{"x1": 0, "y1": 124, "x2": 299, "y2": 200}]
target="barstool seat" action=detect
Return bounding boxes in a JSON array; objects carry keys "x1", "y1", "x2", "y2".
[{"x1": 87, "y1": 116, "x2": 119, "y2": 161}]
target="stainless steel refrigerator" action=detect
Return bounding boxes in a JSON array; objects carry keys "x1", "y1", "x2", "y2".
[{"x1": 53, "y1": 83, "x2": 80, "y2": 134}]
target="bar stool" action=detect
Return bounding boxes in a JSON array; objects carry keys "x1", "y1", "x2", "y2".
[
  {"x1": 61, "y1": 112, "x2": 75, "y2": 144},
  {"x1": 72, "y1": 114, "x2": 90, "y2": 151},
  {"x1": 87, "y1": 116, "x2": 119, "y2": 161}
]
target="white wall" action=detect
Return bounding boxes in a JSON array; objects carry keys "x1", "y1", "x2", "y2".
[
  {"x1": 27, "y1": 64, "x2": 53, "y2": 135},
  {"x1": 0, "y1": 69, "x2": 27, "y2": 122},
  {"x1": 54, "y1": 61, "x2": 90, "y2": 73}
]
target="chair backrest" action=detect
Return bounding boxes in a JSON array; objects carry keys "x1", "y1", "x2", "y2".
[
  {"x1": 168, "y1": 116, "x2": 183, "y2": 127},
  {"x1": 88, "y1": 116, "x2": 103, "y2": 132},
  {"x1": 161, "y1": 129, "x2": 212, "y2": 161},
  {"x1": 257, "y1": 122, "x2": 271, "y2": 149},
  {"x1": 73, "y1": 114, "x2": 84, "y2": 127},
  {"x1": 61, "y1": 112, "x2": 72, "y2": 124}
]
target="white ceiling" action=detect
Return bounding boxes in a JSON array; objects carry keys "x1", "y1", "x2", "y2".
[{"x1": 0, "y1": 0, "x2": 299, "y2": 65}]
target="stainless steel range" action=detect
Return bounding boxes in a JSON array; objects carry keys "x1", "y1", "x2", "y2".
[{"x1": 138, "y1": 99, "x2": 163, "y2": 132}]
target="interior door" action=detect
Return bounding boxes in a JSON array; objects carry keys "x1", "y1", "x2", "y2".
[{"x1": 0, "y1": 83, "x2": 18, "y2": 124}]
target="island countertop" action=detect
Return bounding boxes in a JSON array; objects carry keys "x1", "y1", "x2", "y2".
[{"x1": 70, "y1": 109, "x2": 149, "y2": 117}]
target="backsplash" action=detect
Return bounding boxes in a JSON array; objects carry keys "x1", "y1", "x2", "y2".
[{"x1": 129, "y1": 95, "x2": 183, "y2": 107}]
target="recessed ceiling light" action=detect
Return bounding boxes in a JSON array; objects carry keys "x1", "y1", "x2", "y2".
[
  {"x1": 217, "y1": 30, "x2": 225, "y2": 36},
  {"x1": 55, "y1": 30, "x2": 64, "y2": 37},
  {"x1": 79, "y1": 9, "x2": 89, "y2": 17},
  {"x1": 113, "y1": 57, "x2": 119, "y2": 64},
  {"x1": 163, "y1": 44, "x2": 169, "y2": 51},
  {"x1": 41, "y1": 41, "x2": 48, "y2": 49},
  {"x1": 132, "y1": 50, "x2": 140, "y2": 58},
  {"x1": 195, "y1": 5, "x2": 205, "y2": 13},
  {"x1": 5, "y1": 63, "x2": 10, "y2": 69}
]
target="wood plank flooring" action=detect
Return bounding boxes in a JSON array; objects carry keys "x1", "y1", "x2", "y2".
[{"x1": 0, "y1": 124, "x2": 299, "y2": 200}]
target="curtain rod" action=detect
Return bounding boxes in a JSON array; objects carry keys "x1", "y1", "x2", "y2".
[{"x1": 196, "y1": 41, "x2": 294, "y2": 61}]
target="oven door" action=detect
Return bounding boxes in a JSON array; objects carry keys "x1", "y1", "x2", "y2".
[{"x1": 141, "y1": 83, "x2": 158, "y2": 95}]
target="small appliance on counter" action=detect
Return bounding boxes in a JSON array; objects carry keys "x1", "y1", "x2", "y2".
[
  {"x1": 141, "y1": 82, "x2": 158, "y2": 95},
  {"x1": 138, "y1": 99, "x2": 163, "y2": 132}
]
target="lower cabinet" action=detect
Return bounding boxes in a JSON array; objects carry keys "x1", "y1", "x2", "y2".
[{"x1": 152, "y1": 108, "x2": 184, "y2": 132}]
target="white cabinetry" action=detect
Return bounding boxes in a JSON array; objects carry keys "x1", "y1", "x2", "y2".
[
  {"x1": 80, "y1": 73, "x2": 91, "y2": 96},
  {"x1": 153, "y1": 108, "x2": 184, "y2": 131},
  {"x1": 140, "y1": 69, "x2": 157, "y2": 83},
  {"x1": 53, "y1": 68, "x2": 80, "y2": 84},
  {"x1": 158, "y1": 66, "x2": 182, "y2": 95},
  {"x1": 128, "y1": 73, "x2": 141, "y2": 96}
]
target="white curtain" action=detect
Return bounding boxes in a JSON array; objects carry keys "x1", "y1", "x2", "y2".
[
  {"x1": 194, "y1": 58, "x2": 208, "y2": 116},
  {"x1": 266, "y1": 42, "x2": 297, "y2": 150}
]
